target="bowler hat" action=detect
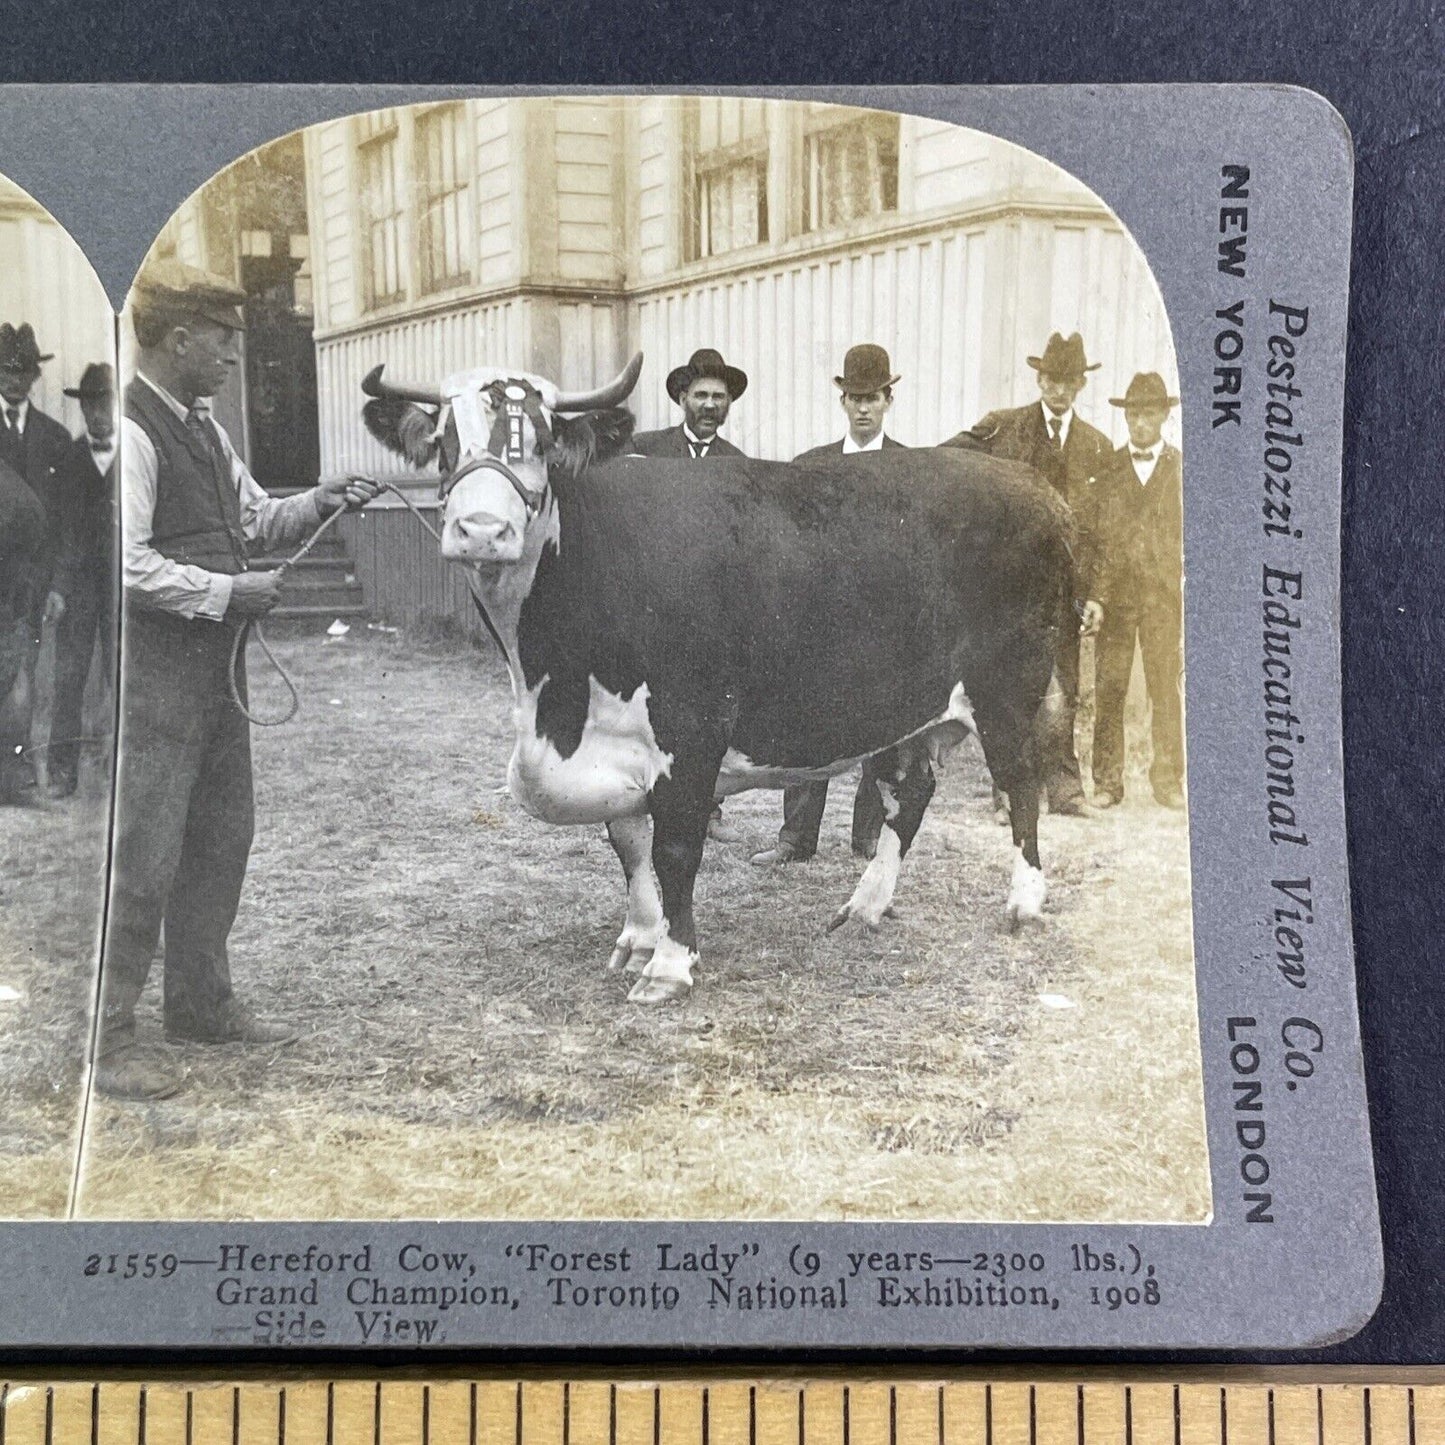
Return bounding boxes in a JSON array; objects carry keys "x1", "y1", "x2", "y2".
[
  {"x1": 0, "y1": 323, "x2": 53, "y2": 370},
  {"x1": 834, "y1": 343, "x2": 900, "y2": 395},
  {"x1": 1026, "y1": 332, "x2": 1100, "y2": 377},
  {"x1": 665, "y1": 348, "x2": 748, "y2": 404},
  {"x1": 64, "y1": 362, "x2": 116, "y2": 400},
  {"x1": 130, "y1": 256, "x2": 248, "y2": 333},
  {"x1": 1109, "y1": 372, "x2": 1180, "y2": 410}
]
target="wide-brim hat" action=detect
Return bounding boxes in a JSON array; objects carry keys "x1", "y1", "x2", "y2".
[
  {"x1": 834, "y1": 343, "x2": 900, "y2": 395},
  {"x1": 665, "y1": 348, "x2": 748, "y2": 404},
  {"x1": 64, "y1": 362, "x2": 116, "y2": 400},
  {"x1": 1026, "y1": 331, "x2": 1100, "y2": 377},
  {"x1": 1109, "y1": 372, "x2": 1181, "y2": 410},
  {"x1": 130, "y1": 255, "x2": 248, "y2": 333},
  {"x1": 0, "y1": 323, "x2": 53, "y2": 370}
]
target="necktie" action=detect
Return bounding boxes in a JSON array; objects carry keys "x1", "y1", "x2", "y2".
[
  {"x1": 1132, "y1": 450, "x2": 1155, "y2": 462},
  {"x1": 689, "y1": 441, "x2": 708, "y2": 459},
  {"x1": 90, "y1": 437, "x2": 110, "y2": 452},
  {"x1": 5, "y1": 406, "x2": 19, "y2": 435},
  {"x1": 1048, "y1": 416, "x2": 1062, "y2": 450}
]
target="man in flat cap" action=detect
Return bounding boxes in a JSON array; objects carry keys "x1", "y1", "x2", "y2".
[
  {"x1": 630, "y1": 348, "x2": 749, "y2": 459},
  {"x1": 97, "y1": 258, "x2": 380, "y2": 1100},
  {"x1": 632, "y1": 347, "x2": 750, "y2": 840},
  {"x1": 753, "y1": 344, "x2": 908, "y2": 867},
  {"x1": 0, "y1": 322, "x2": 72, "y2": 798},
  {"x1": 1090, "y1": 372, "x2": 1185, "y2": 811},
  {"x1": 45, "y1": 363, "x2": 118, "y2": 798},
  {"x1": 941, "y1": 331, "x2": 1114, "y2": 817}
]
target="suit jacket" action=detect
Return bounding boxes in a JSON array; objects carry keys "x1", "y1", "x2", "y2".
[
  {"x1": 1092, "y1": 443, "x2": 1184, "y2": 612},
  {"x1": 793, "y1": 435, "x2": 908, "y2": 463},
  {"x1": 629, "y1": 425, "x2": 747, "y2": 460},
  {"x1": 941, "y1": 401, "x2": 1113, "y2": 597},
  {"x1": 0, "y1": 403, "x2": 73, "y2": 591},
  {"x1": 0, "y1": 455, "x2": 45, "y2": 622},
  {"x1": 52, "y1": 434, "x2": 116, "y2": 601}
]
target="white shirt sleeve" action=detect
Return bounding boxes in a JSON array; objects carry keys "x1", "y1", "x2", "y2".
[
  {"x1": 218, "y1": 426, "x2": 324, "y2": 552},
  {"x1": 121, "y1": 417, "x2": 234, "y2": 621}
]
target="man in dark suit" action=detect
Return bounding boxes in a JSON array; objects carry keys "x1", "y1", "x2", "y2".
[
  {"x1": 0, "y1": 456, "x2": 45, "y2": 806},
  {"x1": 941, "y1": 331, "x2": 1114, "y2": 816},
  {"x1": 630, "y1": 348, "x2": 748, "y2": 459},
  {"x1": 1091, "y1": 372, "x2": 1185, "y2": 811},
  {"x1": 0, "y1": 322, "x2": 73, "y2": 797},
  {"x1": 632, "y1": 347, "x2": 749, "y2": 840},
  {"x1": 46, "y1": 363, "x2": 117, "y2": 798},
  {"x1": 753, "y1": 344, "x2": 907, "y2": 867}
]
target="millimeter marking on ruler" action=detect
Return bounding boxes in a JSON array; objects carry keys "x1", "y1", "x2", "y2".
[{"x1": 0, "y1": 1381, "x2": 1439, "y2": 1445}]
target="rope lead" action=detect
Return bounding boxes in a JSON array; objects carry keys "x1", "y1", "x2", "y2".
[{"x1": 229, "y1": 482, "x2": 450, "y2": 728}]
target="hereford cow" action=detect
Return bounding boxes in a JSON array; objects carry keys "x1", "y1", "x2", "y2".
[{"x1": 362, "y1": 354, "x2": 1072, "y2": 1004}]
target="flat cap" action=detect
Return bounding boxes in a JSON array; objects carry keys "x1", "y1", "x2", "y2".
[{"x1": 130, "y1": 256, "x2": 247, "y2": 333}]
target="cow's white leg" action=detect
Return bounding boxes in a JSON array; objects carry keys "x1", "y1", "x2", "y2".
[
  {"x1": 606, "y1": 815, "x2": 666, "y2": 974},
  {"x1": 828, "y1": 824, "x2": 903, "y2": 931},
  {"x1": 1006, "y1": 845, "x2": 1048, "y2": 929},
  {"x1": 627, "y1": 928, "x2": 697, "y2": 1004}
]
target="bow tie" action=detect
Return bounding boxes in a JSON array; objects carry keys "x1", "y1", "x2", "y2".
[
  {"x1": 90, "y1": 437, "x2": 113, "y2": 453},
  {"x1": 1131, "y1": 450, "x2": 1156, "y2": 462}
]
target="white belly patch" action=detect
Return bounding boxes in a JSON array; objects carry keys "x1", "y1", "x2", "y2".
[
  {"x1": 509, "y1": 676, "x2": 672, "y2": 825},
  {"x1": 716, "y1": 683, "x2": 977, "y2": 796}
]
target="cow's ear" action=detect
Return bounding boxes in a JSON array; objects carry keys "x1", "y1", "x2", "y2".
[
  {"x1": 363, "y1": 398, "x2": 439, "y2": 469},
  {"x1": 549, "y1": 408, "x2": 636, "y2": 485}
]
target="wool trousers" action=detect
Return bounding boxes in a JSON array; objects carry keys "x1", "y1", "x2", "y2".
[
  {"x1": 1093, "y1": 595, "x2": 1184, "y2": 798},
  {"x1": 101, "y1": 610, "x2": 254, "y2": 1037},
  {"x1": 47, "y1": 571, "x2": 114, "y2": 784}
]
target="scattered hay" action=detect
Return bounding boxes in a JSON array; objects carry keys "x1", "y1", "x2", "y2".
[{"x1": 67, "y1": 631, "x2": 1209, "y2": 1223}]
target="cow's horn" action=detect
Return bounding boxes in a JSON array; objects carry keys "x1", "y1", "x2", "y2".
[
  {"x1": 553, "y1": 352, "x2": 644, "y2": 413},
  {"x1": 361, "y1": 364, "x2": 443, "y2": 407}
]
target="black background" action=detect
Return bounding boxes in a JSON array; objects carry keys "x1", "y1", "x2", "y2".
[{"x1": 0, "y1": 0, "x2": 1440, "y2": 1367}]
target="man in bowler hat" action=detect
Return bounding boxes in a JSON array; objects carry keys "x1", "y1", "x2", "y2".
[
  {"x1": 632, "y1": 348, "x2": 749, "y2": 840},
  {"x1": 753, "y1": 344, "x2": 907, "y2": 867},
  {"x1": 942, "y1": 331, "x2": 1114, "y2": 816},
  {"x1": 1090, "y1": 372, "x2": 1185, "y2": 811},
  {"x1": 0, "y1": 322, "x2": 72, "y2": 796},
  {"x1": 98, "y1": 258, "x2": 380, "y2": 1100},
  {"x1": 630, "y1": 348, "x2": 749, "y2": 459},
  {"x1": 45, "y1": 363, "x2": 118, "y2": 798}
]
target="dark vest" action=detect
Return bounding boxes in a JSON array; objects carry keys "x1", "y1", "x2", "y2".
[{"x1": 125, "y1": 378, "x2": 247, "y2": 575}]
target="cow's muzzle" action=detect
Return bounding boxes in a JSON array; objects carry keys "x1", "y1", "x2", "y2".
[{"x1": 443, "y1": 510, "x2": 524, "y2": 564}]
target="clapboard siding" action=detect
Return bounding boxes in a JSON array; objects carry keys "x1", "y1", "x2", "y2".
[
  {"x1": 634, "y1": 98, "x2": 672, "y2": 279},
  {"x1": 474, "y1": 101, "x2": 514, "y2": 287},
  {"x1": 627, "y1": 213, "x2": 1177, "y2": 459},
  {"x1": 0, "y1": 183, "x2": 114, "y2": 432},
  {"x1": 553, "y1": 99, "x2": 621, "y2": 285}
]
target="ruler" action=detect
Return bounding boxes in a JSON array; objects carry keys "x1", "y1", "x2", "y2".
[{"x1": 0, "y1": 1375, "x2": 1442, "y2": 1445}]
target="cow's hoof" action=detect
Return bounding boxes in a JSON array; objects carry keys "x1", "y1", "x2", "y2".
[
  {"x1": 607, "y1": 940, "x2": 655, "y2": 974},
  {"x1": 627, "y1": 975, "x2": 691, "y2": 1005},
  {"x1": 827, "y1": 903, "x2": 895, "y2": 933},
  {"x1": 1006, "y1": 849, "x2": 1048, "y2": 931}
]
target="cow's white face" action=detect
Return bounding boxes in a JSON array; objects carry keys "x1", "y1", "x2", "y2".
[{"x1": 439, "y1": 366, "x2": 559, "y2": 567}]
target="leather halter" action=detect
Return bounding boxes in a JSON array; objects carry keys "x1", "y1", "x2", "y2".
[{"x1": 437, "y1": 379, "x2": 553, "y2": 516}]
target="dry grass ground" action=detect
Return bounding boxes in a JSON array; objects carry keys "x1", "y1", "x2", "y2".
[
  {"x1": 71, "y1": 629, "x2": 1210, "y2": 1223},
  {"x1": 0, "y1": 635, "x2": 109, "y2": 1218}
]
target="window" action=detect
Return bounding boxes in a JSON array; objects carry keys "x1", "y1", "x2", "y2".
[
  {"x1": 688, "y1": 99, "x2": 769, "y2": 260},
  {"x1": 415, "y1": 104, "x2": 472, "y2": 294},
  {"x1": 804, "y1": 111, "x2": 900, "y2": 233},
  {"x1": 357, "y1": 110, "x2": 405, "y2": 309}
]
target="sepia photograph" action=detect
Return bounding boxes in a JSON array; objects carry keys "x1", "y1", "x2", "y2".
[
  {"x1": 0, "y1": 175, "x2": 117, "y2": 1215},
  {"x1": 62, "y1": 96, "x2": 1207, "y2": 1225}
]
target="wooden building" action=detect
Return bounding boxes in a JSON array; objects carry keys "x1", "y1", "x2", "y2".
[
  {"x1": 192, "y1": 98, "x2": 1183, "y2": 632},
  {"x1": 0, "y1": 177, "x2": 114, "y2": 432}
]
